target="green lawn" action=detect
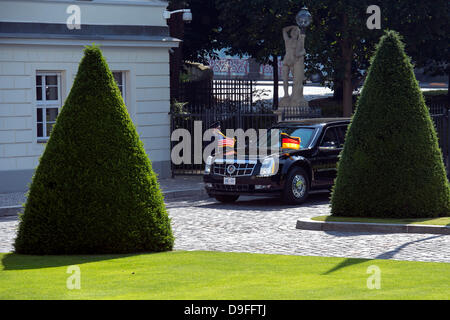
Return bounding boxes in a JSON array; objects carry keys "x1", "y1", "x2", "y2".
[
  {"x1": 0, "y1": 251, "x2": 449, "y2": 299},
  {"x1": 312, "y1": 215, "x2": 450, "y2": 226}
]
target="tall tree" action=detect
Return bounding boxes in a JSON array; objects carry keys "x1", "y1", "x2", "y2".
[
  {"x1": 383, "y1": 0, "x2": 449, "y2": 101},
  {"x1": 169, "y1": 0, "x2": 223, "y2": 64},
  {"x1": 167, "y1": 0, "x2": 223, "y2": 101},
  {"x1": 216, "y1": 0, "x2": 382, "y2": 114},
  {"x1": 173, "y1": 1, "x2": 448, "y2": 111},
  {"x1": 304, "y1": 0, "x2": 449, "y2": 116},
  {"x1": 304, "y1": 0, "x2": 383, "y2": 116},
  {"x1": 216, "y1": 0, "x2": 301, "y2": 109}
]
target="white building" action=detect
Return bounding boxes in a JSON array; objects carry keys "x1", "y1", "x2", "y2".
[{"x1": 0, "y1": 0, "x2": 179, "y2": 192}]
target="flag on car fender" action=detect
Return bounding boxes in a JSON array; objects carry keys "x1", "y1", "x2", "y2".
[{"x1": 281, "y1": 133, "x2": 301, "y2": 150}]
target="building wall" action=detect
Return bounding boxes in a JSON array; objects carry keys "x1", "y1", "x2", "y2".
[
  {"x1": 0, "y1": 43, "x2": 172, "y2": 192},
  {"x1": 0, "y1": 0, "x2": 168, "y2": 27}
]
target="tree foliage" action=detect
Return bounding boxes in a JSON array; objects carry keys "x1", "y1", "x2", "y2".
[
  {"x1": 14, "y1": 45, "x2": 174, "y2": 254},
  {"x1": 384, "y1": 0, "x2": 449, "y2": 77},
  {"x1": 331, "y1": 31, "x2": 450, "y2": 218},
  {"x1": 304, "y1": 0, "x2": 449, "y2": 110},
  {"x1": 169, "y1": 0, "x2": 223, "y2": 64},
  {"x1": 172, "y1": 1, "x2": 449, "y2": 109},
  {"x1": 215, "y1": 0, "x2": 292, "y2": 65}
]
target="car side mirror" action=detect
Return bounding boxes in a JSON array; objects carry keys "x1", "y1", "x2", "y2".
[{"x1": 319, "y1": 141, "x2": 337, "y2": 152}]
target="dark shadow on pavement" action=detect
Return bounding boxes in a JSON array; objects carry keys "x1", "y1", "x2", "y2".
[
  {"x1": 322, "y1": 234, "x2": 445, "y2": 275},
  {"x1": 374, "y1": 234, "x2": 444, "y2": 259},
  {"x1": 323, "y1": 230, "x2": 383, "y2": 237},
  {"x1": 323, "y1": 230, "x2": 390, "y2": 237},
  {"x1": 1, "y1": 252, "x2": 143, "y2": 271},
  {"x1": 192, "y1": 191, "x2": 331, "y2": 212}
]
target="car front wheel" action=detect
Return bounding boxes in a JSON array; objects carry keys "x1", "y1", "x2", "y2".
[
  {"x1": 283, "y1": 167, "x2": 309, "y2": 204},
  {"x1": 214, "y1": 195, "x2": 240, "y2": 203}
]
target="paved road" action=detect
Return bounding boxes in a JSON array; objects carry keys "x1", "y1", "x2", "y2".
[{"x1": 1, "y1": 193, "x2": 449, "y2": 263}]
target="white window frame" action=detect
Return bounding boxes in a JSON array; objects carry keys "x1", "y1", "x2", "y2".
[
  {"x1": 35, "y1": 72, "x2": 62, "y2": 142},
  {"x1": 112, "y1": 71, "x2": 126, "y2": 104}
]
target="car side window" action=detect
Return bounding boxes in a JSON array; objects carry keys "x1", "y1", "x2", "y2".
[
  {"x1": 335, "y1": 125, "x2": 348, "y2": 148},
  {"x1": 320, "y1": 127, "x2": 339, "y2": 148}
]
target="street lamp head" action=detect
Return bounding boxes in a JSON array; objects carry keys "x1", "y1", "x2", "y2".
[
  {"x1": 183, "y1": 11, "x2": 192, "y2": 23},
  {"x1": 296, "y1": 7, "x2": 312, "y2": 29},
  {"x1": 163, "y1": 9, "x2": 192, "y2": 23}
]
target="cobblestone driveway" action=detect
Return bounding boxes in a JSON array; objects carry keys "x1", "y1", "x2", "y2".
[
  {"x1": 1, "y1": 192, "x2": 449, "y2": 263},
  {"x1": 167, "y1": 193, "x2": 449, "y2": 263}
]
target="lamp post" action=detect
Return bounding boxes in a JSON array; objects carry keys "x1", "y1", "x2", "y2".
[{"x1": 164, "y1": 9, "x2": 192, "y2": 102}]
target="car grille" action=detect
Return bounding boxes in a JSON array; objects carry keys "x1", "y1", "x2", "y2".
[
  {"x1": 213, "y1": 184, "x2": 252, "y2": 192},
  {"x1": 213, "y1": 161, "x2": 256, "y2": 177}
]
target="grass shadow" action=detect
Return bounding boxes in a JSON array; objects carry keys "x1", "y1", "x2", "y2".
[
  {"x1": 322, "y1": 257, "x2": 371, "y2": 275},
  {"x1": 1, "y1": 252, "x2": 143, "y2": 271},
  {"x1": 322, "y1": 234, "x2": 444, "y2": 275}
]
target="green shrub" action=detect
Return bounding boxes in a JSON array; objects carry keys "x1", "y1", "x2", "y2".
[
  {"x1": 331, "y1": 31, "x2": 450, "y2": 218},
  {"x1": 14, "y1": 45, "x2": 174, "y2": 254}
]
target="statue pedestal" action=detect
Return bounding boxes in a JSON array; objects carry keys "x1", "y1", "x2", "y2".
[
  {"x1": 279, "y1": 96, "x2": 309, "y2": 108},
  {"x1": 276, "y1": 97, "x2": 310, "y2": 122}
]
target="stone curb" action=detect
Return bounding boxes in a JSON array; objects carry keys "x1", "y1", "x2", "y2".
[
  {"x1": 0, "y1": 188, "x2": 208, "y2": 217},
  {"x1": 0, "y1": 205, "x2": 23, "y2": 217},
  {"x1": 296, "y1": 218, "x2": 450, "y2": 235}
]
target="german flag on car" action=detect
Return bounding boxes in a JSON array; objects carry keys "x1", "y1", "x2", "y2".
[{"x1": 281, "y1": 133, "x2": 301, "y2": 150}]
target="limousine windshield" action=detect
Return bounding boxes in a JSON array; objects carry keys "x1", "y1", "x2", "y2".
[{"x1": 258, "y1": 127, "x2": 316, "y2": 150}]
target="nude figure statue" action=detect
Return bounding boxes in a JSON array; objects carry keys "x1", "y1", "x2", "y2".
[{"x1": 280, "y1": 25, "x2": 308, "y2": 107}]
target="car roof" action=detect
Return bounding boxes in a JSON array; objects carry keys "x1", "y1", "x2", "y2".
[{"x1": 275, "y1": 117, "x2": 351, "y2": 127}]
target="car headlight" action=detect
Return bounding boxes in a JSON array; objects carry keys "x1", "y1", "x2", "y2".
[
  {"x1": 258, "y1": 157, "x2": 277, "y2": 177},
  {"x1": 204, "y1": 156, "x2": 213, "y2": 174}
]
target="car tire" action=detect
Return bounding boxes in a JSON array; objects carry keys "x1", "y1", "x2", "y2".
[
  {"x1": 283, "y1": 167, "x2": 310, "y2": 204},
  {"x1": 214, "y1": 195, "x2": 240, "y2": 203}
]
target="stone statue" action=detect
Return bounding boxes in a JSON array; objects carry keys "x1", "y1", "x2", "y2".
[{"x1": 279, "y1": 25, "x2": 308, "y2": 107}]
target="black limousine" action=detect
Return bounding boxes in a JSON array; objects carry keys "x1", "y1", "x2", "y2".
[{"x1": 203, "y1": 118, "x2": 351, "y2": 204}]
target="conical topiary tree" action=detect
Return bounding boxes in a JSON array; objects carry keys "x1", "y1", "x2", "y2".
[
  {"x1": 331, "y1": 30, "x2": 450, "y2": 218},
  {"x1": 14, "y1": 45, "x2": 174, "y2": 254}
]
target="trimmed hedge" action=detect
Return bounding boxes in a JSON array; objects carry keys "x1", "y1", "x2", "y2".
[
  {"x1": 331, "y1": 31, "x2": 450, "y2": 218},
  {"x1": 14, "y1": 45, "x2": 174, "y2": 254}
]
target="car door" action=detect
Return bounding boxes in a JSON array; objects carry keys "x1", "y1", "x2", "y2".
[
  {"x1": 335, "y1": 124, "x2": 349, "y2": 148},
  {"x1": 312, "y1": 126, "x2": 341, "y2": 186}
]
